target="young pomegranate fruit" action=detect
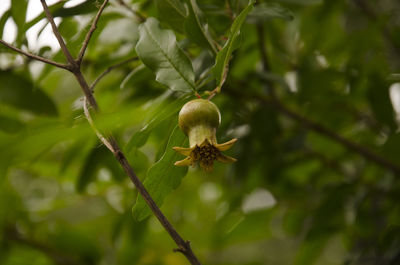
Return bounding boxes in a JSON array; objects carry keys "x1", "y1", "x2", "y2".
[{"x1": 173, "y1": 99, "x2": 237, "y2": 172}]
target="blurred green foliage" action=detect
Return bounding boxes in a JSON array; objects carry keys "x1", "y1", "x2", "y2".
[{"x1": 1, "y1": 0, "x2": 400, "y2": 264}]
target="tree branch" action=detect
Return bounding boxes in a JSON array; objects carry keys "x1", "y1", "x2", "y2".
[
  {"x1": 39, "y1": 0, "x2": 98, "y2": 109},
  {"x1": 81, "y1": 101, "x2": 199, "y2": 265},
  {"x1": 271, "y1": 98, "x2": 400, "y2": 175},
  {"x1": 4, "y1": 226, "x2": 82, "y2": 265},
  {"x1": 227, "y1": 86, "x2": 400, "y2": 175},
  {"x1": 40, "y1": 0, "x2": 76, "y2": 65},
  {"x1": 256, "y1": 24, "x2": 276, "y2": 98},
  {"x1": 0, "y1": 40, "x2": 70, "y2": 70},
  {"x1": 77, "y1": 0, "x2": 109, "y2": 64},
  {"x1": 252, "y1": 22, "x2": 400, "y2": 175},
  {"x1": 108, "y1": 138, "x2": 201, "y2": 265},
  {"x1": 32, "y1": 1, "x2": 202, "y2": 264},
  {"x1": 74, "y1": 70, "x2": 100, "y2": 110}
]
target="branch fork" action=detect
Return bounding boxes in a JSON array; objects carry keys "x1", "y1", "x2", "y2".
[{"x1": 1, "y1": 1, "x2": 202, "y2": 264}]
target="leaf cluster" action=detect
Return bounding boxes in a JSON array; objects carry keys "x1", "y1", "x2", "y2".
[{"x1": 1, "y1": 0, "x2": 400, "y2": 264}]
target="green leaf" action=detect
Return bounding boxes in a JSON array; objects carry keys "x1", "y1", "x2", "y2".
[
  {"x1": 247, "y1": 3, "x2": 294, "y2": 23},
  {"x1": 0, "y1": 10, "x2": 11, "y2": 39},
  {"x1": 125, "y1": 95, "x2": 189, "y2": 152},
  {"x1": 24, "y1": 0, "x2": 98, "y2": 31},
  {"x1": 127, "y1": 149, "x2": 150, "y2": 175},
  {"x1": 135, "y1": 17, "x2": 196, "y2": 93},
  {"x1": 381, "y1": 133, "x2": 400, "y2": 164},
  {"x1": 0, "y1": 115, "x2": 24, "y2": 133},
  {"x1": 58, "y1": 18, "x2": 80, "y2": 40},
  {"x1": 0, "y1": 71, "x2": 58, "y2": 116},
  {"x1": 77, "y1": 144, "x2": 125, "y2": 192},
  {"x1": 0, "y1": 118, "x2": 92, "y2": 174},
  {"x1": 184, "y1": 0, "x2": 218, "y2": 55},
  {"x1": 225, "y1": 210, "x2": 274, "y2": 243},
  {"x1": 132, "y1": 126, "x2": 188, "y2": 221},
  {"x1": 77, "y1": 146, "x2": 105, "y2": 192},
  {"x1": 24, "y1": 1, "x2": 65, "y2": 30},
  {"x1": 53, "y1": 0, "x2": 98, "y2": 17},
  {"x1": 366, "y1": 75, "x2": 396, "y2": 130},
  {"x1": 294, "y1": 236, "x2": 329, "y2": 265},
  {"x1": 212, "y1": 0, "x2": 255, "y2": 89},
  {"x1": 10, "y1": 0, "x2": 27, "y2": 30},
  {"x1": 60, "y1": 138, "x2": 96, "y2": 174},
  {"x1": 154, "y1": 119, "x2": 178, "y2": 161},
  {"x1": 155, "y1": 0, "x2": 188, "y2": 33}
]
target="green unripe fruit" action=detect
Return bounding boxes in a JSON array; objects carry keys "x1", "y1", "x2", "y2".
[
  {"x1": 174, "y1": 98, "x2": 237, "y2": 172},
  {"x1": 178, "y1": 99, "x2": 221, "y2": 136}
]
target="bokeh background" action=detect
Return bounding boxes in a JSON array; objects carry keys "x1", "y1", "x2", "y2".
[{"x1": 1, "y1": 0, "x2": 400, "y2": 264}]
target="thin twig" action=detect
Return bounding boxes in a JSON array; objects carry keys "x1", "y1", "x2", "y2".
[
  {"x1": 116, "y1": 0, "x2": 146, "y2": 22},
  {"x1": 206, "y1": 69, "x2": 227, "y2": 99},
  {"x1": 256, "y1": 24, "x2": 270, "y2": 73},
  {"x1": 39, "y1": 0, "x2": 98, "y2": 109},
  {"x1": 83, "y1": 97, "x2": 115, "y2": 152},
  {"x1": 90, "y1": 56, "x2": 139, "y2": 91},
  {"x1": 256, "y1": 24, "x2": 277, "y2": 99},
  {"x1": 77, "y1": 0, "x2": 109, "y2": 64},
  {"x1": 225, "y1": 0, "x2": 235, "y2": 20},
  {"x1": 338, "y1": 103, "x2": 385, "y2": 134},
  {"x1": 0, "y1": 40, "x2": 70, "y2": 70},
  {"x1": 40, "y1": 0, "x2": 75, "y2": 65}
]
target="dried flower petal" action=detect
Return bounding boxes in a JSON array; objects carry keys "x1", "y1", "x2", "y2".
[
  {"x1": 215, "y1": 138, "x2": 238, "y2": 151},
  {"x1": 174, "y1": 157, "x2": 193, "y2": 166},
  {"x1": 172, "y1": 146, "x2": 193, "y2": 156}
]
